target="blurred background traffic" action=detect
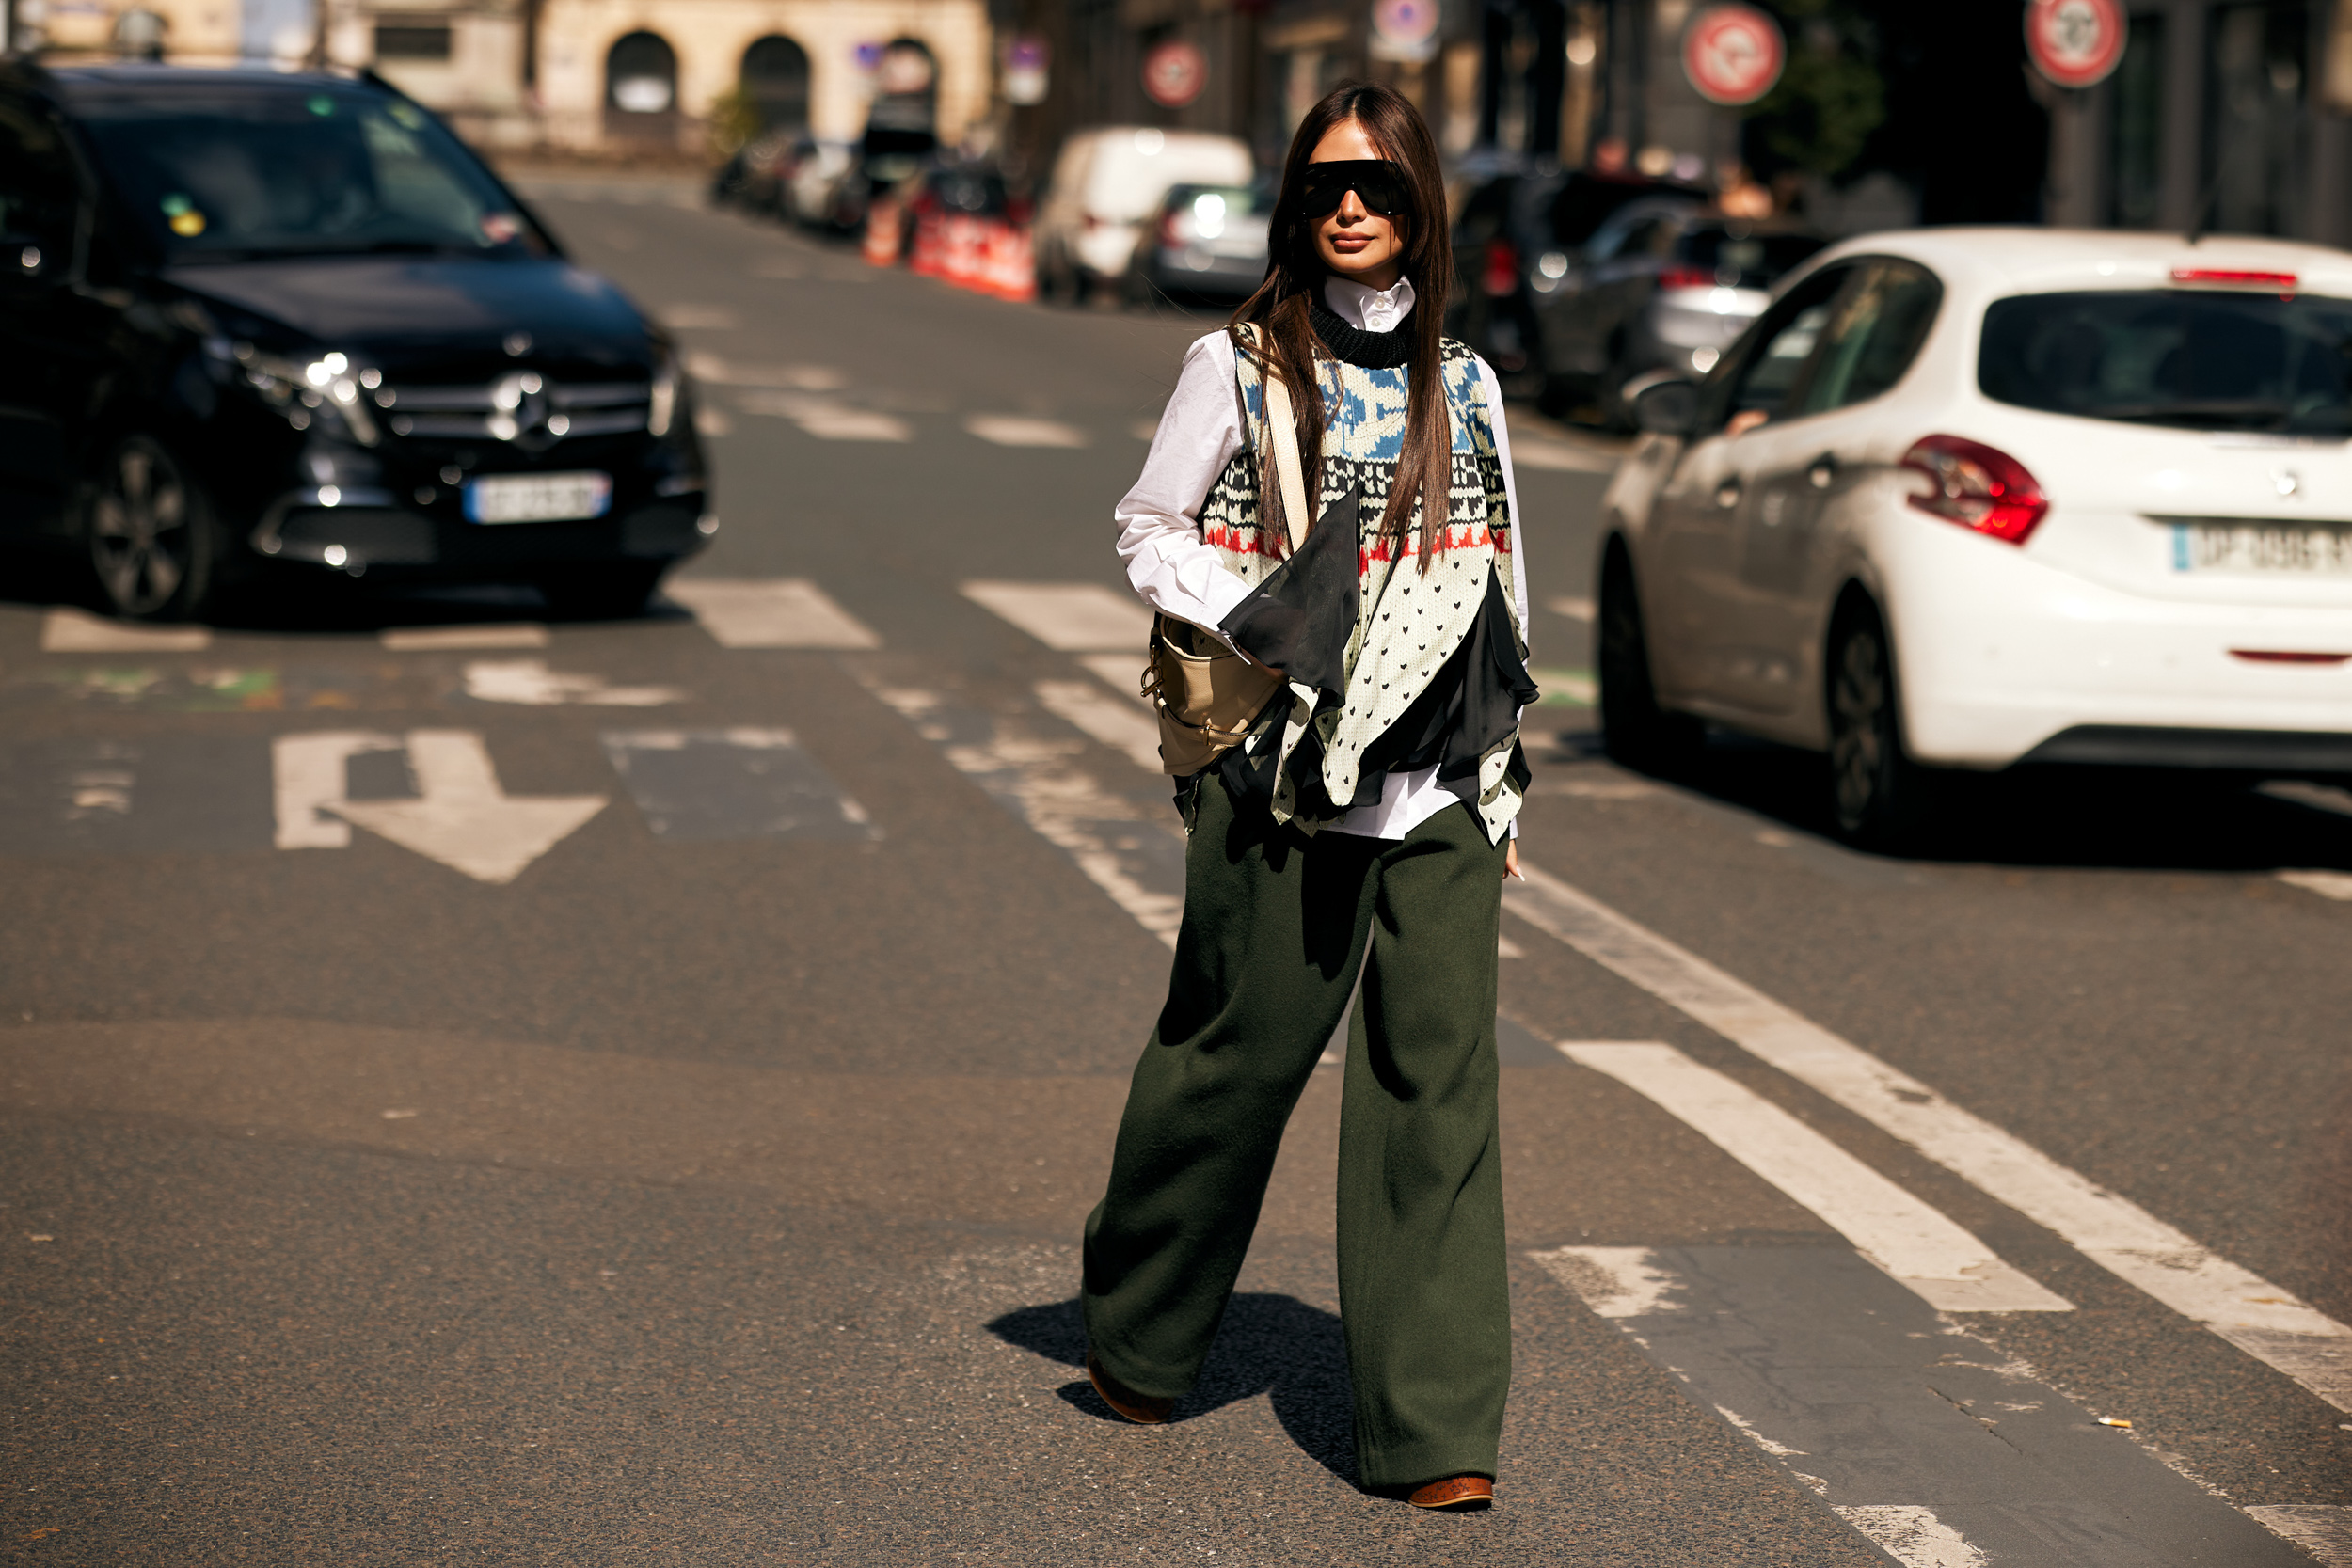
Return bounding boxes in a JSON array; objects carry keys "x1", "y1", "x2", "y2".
[{"x1": 13, "y1": 0, "x2": 2337, "y2": 424}]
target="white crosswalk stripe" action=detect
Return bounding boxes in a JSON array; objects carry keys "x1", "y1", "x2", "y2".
[
  {"x1": 379, "y1": 623, "x2": 548, "y2": 650},
  {"x1": 964, "y1": 415, "x2": 1088, "y2": 448},
  {"x1": 666, "y1": 578, "x2": 881, "y2": 649},
  {"x1": 735, "y1": 392, "x2": 912, "y2": 442},
  {"x1": 1033, "y1": 681, "x2": 1163, "y2": 773},
  {"x1": 42, "y1": 608, "x2": 209, "y2": 652},
  {"x1": 1556, "y1": 1040, "x2": 2070, "y2": 1312},
  {"x1": 961, "y1": 580, "x2": 1151, "y2": 652},
  {"x1": 1503, "y1": 862, "x2": 2352, "y2": 1412},
  {"x1": 1075, "y1": 653, "x2": 1147, "y2": 700}
]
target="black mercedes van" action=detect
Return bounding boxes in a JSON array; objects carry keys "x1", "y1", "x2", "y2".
[{"x1": 0, "y1": 61, "x2": 709, "y2": 619}]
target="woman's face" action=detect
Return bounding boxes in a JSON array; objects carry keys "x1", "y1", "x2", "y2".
[{"x1": 1308, "y1": 118, "x2": 1406, "y2": 293}]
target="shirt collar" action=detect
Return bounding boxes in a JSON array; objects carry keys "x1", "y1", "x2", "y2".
[{"x1": 1322, "y1": 275, "x2": 1417, "y2": 334}]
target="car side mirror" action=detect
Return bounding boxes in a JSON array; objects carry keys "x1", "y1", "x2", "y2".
[{"x1": 1632, "y1": 377, "x2": 1699, "y2": 437}]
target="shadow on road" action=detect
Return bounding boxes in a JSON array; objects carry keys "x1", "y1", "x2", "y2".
[
  {"x1": 987, "y1": 1293, "x2": 1359, "y2": 1483},
  {"x1": 1535, "y1": 721, "x2": 2352, "y2": 878}
]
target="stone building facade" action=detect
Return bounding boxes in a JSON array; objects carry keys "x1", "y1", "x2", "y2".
[{"x1": 17, "y1": 0, "x2": 991, "y2": 155}]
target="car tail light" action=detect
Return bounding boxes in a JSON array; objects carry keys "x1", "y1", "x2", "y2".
[
  {"x1": 2230, "y1": 649, "x2": 2351, "y2": 664},
  {"x1": 2171, "y1": 267, "x2": 2297, "y2": 296},
  {"x1": 1900, "y1": 435, "x2": 2049, "y2": 545},
  {"x1": 1160, "y1": 210, "x2": 1189, "y2": 246},
  {"x1": 1483, "y1": 240, "x2": 1518, "y2": 296},
  {"x1": 1658, "y1": 264, "x2": 1715, "y2": 289}
]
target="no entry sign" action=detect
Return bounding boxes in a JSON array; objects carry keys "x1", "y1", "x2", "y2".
[
  {"x1": 2026, "y1": 0, "x2": 2128, "y2": 88},
  {"x1": 1142, "y1": 40, "x2": 1207, "y2": 108},
  {"x1": 1682, "y1": 4, "x2": 1785, "y2": 107}
]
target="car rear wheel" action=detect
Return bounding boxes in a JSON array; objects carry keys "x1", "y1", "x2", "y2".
[
  {"x1": 1826, "y1": 606, "x2": 1930, "y2": 848},
  {"x1": 1597, "y1": 546, "x2": 1702, "y2": 771},
  {"x1": 539, "y1": 562, "x2": 666, "y2": 621},
  {"x1": 87, "y1": 435, "x2": 221, "y2": 622}
]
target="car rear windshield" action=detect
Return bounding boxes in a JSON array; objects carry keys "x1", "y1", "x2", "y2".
[
  {"x1": 72, "y1": 85, "x2": 543, "y2": 262},
  {"x1": 1674, "y1": 227, "x2": 1822, "y2": 287},
  {"x1": 1979, "y1": 289, "x2": 2352, "y2": 436}
]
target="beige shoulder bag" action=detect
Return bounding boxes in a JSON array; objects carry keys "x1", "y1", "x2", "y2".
[{"x1": 1142, "y1": 327, "x2": 1309, "y2": 777}]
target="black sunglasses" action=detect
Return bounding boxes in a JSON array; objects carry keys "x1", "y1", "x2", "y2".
[{"x1": 1299, "y1": 159, "x2": 1412, "y2": 219}]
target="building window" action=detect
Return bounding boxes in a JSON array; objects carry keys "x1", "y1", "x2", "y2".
[
  {"x1": 741, "y1": 35, "x2": 811, "y2": 132},
  {"x1": 2108, "y1": 12, "x2": 2165, "y2": 228},
  {"x1": 2203, "y1": 0, "x2": 2310, "y2": 236},
  {"x1": 608, "y1": 31, "x2": 678, "y2": 115},
  {"x1": 374, "y1": 23, "x2": 452, "y2": 60}
]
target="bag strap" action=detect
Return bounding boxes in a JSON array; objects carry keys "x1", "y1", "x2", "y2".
[{"x1": 1237, "y1": 324, "x2": 1311, "y2": 555}]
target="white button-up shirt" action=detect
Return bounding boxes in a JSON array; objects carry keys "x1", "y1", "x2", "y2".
[{"x1": 1113, "y1": 277, "x2": 1530, "y2": 840}]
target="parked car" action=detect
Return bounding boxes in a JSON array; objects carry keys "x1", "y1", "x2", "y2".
[
  {"x1": 783, "y1": 138, "x2": 856, "y2": 231},
  {"x1": 1597, "y1": 229, "x2": 2352, "y2": 846},
  {"x1": 1127, "y1": 181, "x2": 1271, "y2": 305},
  {"x1": 1449, "y1": 164, "x2": 1706, "y2": 386},
  {"x1": 1535, "y1": 198, "x2": 1823, "y2": 422},
  {"x1": 711, "y1": 128, "x2": 795, "y2": 214},
  {"x1": 0, "y1": 61, "x2": 708, "y2": 620},
  {"x1": 1033, "y1": 127, "x2": 1251, "y2": 303}
]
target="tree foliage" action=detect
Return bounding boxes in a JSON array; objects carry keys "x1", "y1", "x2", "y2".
[{"x1": 1741, "y1": 0, "x2": 1885, "y2": 182}]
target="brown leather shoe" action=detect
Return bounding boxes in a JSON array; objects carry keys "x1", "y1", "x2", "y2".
[
  {"x1": 1406, "y1": 1475, "x2": 1494, "y2": 1511},
  {"x1": 1085, "y1": 1349, "x2": 1173, "y2": 1425}
]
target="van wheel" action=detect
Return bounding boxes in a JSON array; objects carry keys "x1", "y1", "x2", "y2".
[
  {"x1": 1826, "y1": 605, "x2": 1931, "y2": 848},
  {"x1": 87, "y1": 435, "x2": 221, "y2": 621},
  {"x1": 1597, "y1": 547, "x2": 1701, "y2": 771}
]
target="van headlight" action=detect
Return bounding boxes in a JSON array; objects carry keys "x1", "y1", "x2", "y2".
[
  {"x1": 233, "y1": 343, "x2": 380, "y2": 446},
  {"x1": 648, "y1": 344, "x2": 681, "y2": 438}
]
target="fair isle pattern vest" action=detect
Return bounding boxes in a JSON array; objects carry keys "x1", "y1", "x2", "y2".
[{"x1": 1200, "y1": 332, "x2": 1528, "y2": 843}]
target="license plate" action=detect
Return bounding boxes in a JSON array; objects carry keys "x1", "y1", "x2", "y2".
[
  {"x1": 464, "y1": 471, "x2": 612, "y2": 525},
  {"x1": 2173, "y1": 521, "x2": 2352, "y2": 575}
]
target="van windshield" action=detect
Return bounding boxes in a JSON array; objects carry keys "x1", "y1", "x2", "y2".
[
  {"x1": 1979, "y1": 289, "x2": 2352, "y2": 436},
  {"x1": 72, "y1": 84, "x2": 545, "y2": 262}
]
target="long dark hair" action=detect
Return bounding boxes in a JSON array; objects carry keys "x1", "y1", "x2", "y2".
[{"x1": 1230, "y1": 81, "x2": 1454, "y2": 569}]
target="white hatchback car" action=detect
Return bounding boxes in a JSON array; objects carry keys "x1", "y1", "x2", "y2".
[{"x1": 1597, "y1": 228, "x2": 2352, "y2": 844}]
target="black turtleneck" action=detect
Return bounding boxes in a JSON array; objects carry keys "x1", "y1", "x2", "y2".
[{"x1": 1310, "y1": 303, "x2": 1415, "y2": 369}]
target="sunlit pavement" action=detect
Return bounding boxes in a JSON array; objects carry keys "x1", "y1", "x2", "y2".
[{"x1": 3, "y1": 178, "x2": 2349, "y2": 1567}]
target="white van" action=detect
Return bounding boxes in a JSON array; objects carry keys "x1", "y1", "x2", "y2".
[{"x1": 1034, "y1": 126, "x2": 1254, "y2": 302}]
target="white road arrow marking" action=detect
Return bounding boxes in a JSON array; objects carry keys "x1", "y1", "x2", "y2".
[
  {"x1": 326, "y1": 730, "x2": 606, "y2": 884},
  {"x1": 272, "y1": 731, "x2": 404, "y2": 849}
]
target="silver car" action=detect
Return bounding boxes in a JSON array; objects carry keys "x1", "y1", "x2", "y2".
[
  {"x1": 1127, "y1": 182, "x2": 1271, "y2": 305},
  {"x1": 1535, "y1": 198, "x2": 1823, "y2": 424}
]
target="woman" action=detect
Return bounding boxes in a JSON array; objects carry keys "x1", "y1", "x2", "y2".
[{"x1": 1083, "y1": 81, "x2": 1536, "y2": 1512}]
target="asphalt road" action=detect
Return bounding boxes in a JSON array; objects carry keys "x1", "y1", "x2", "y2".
[{"x1": 4, "y1": 177, "x2": 2349, "y2": 1568}]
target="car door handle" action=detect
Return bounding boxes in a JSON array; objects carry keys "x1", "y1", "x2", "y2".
[
  {"x1": 1714, "y1": 476, "x2": 1742, "y2": 509},
  {"x1": 1806, "y1": 452, "x2": 1840, "y2": 489}
]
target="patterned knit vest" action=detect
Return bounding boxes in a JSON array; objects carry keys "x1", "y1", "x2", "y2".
[{"x1": 1199, "y1": 330, "x2": 1528, "y2": 843}]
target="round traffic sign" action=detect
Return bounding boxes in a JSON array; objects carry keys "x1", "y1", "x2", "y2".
[
  {"x1": 1681, "y1": 4, "x2": 1785, "y2": 107},
  {"x1": 2026, "y1": 0, "x2": 2127, "y2": 88},
  {"x1": 1142, "y1": 40, "x2": 1207, "y2": 108},
  {"x1": 1373, "y1": 0, "x2": 1439, "y2": 48}
]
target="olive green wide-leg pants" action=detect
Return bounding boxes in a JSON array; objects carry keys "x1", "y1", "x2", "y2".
[{"x1": 1081, "y1": 772, "x2": 1512, "y2": 1490}]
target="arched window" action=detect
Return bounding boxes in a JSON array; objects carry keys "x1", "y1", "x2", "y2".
[
  {"x1": 606, "y1": 32, "x2": 677, "y2": 115},
  {"x1": 865, "y1": 37, "x2": 937, "y2": 139},
  {"x1": 740, "y1": 35, "x2": 810, "y2": 132}
]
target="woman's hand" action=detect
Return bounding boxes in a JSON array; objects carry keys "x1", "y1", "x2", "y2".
[{"x1": 1504, "y1": 839, "x2": 1522, "y2": 881}]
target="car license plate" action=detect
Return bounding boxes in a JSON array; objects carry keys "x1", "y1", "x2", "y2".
[
  {"x1": 464, "y1": 471, "x2": 612, "y2": 525},
  {"x1": 2173, "y1": 521, "x2": 2352, "y2": 575}
]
